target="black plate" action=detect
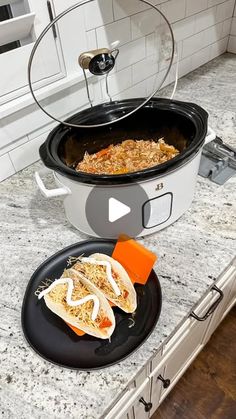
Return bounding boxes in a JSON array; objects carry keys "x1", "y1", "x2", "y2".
[{"x1": 21, "y1": 240, "x2": 162, "y2": 370}]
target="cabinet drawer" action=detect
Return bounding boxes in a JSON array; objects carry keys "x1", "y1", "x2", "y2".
[
  {"x1": 204, "y1": 266, "x2": 236, "y2": 342},
  {"x1": 104, "y1": 379, "x2": 151, "y2": 419},
  {"x1": 226, "y1": 271, "x2": 236, "y2": 313},
  {"x1": 104, "y1": 383, "x2": 135, "y2": 419},
  {"x1": 132, "y1": 378, "x2": 152, "y2": 419},
  {"x1": 162, "y1": 317, "x2": 209, "y2": 398},
  {"x1": 151, "y1": 349, "x2": 162, "y2": 371},
  {"x1": 135, "y1": 364, "x2": 151, "y2": 388},
  {"x1": 163, "y1": 284, "x2": 222, "y2": 357},
  {"x1": 149, "y1": 365, "x2": 165, "y2": 416},
  {"x1": 159, "y1": 284, "x2": 225, "y2": 401}
]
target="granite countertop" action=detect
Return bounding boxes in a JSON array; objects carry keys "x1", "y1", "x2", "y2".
[{"x1": 0, "y1": 53, "x2": 236, "y2": 419}]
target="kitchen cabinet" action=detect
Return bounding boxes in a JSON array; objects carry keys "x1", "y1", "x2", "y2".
[
  {"x1": 104, "y1": 261, "x2": 236, "y2": 419},
  {"x1": 105, "y1": 379, "x2": 151, "y2": 419},
  {"x1": 132, "y1": 379, "x2": 152, "y2": 419},
  {"x1": 104, "y1": 383, "x2": 136, "y2": 419},
  {"x1": 203, "y1": 264, "x2": 236, "y2": 344},
  {"x1": 150, "y1": 289, "x2": 219, "y2": 405},
  {"x1": 149, "y1": 365, "x2": 166, "y2": 416}
]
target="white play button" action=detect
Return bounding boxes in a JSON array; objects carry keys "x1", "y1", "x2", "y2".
[
  {"x1": 108, "y1": 198, "x2": 131, "y2": 223},
  {"x1": 86, "y1": 183, "x2": 151, "y2": 238}
]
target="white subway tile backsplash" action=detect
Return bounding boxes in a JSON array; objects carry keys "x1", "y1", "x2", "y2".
[
  {"x1": 210, "y1": 36, "x2": 228, "y2": 59},
  {"x1": 131, "y1": 8, "x2": 161, "y2": 40},
  {"x1": 84, "y1": 0, "x2": 113, "y2": 30},
  {"x1": 186, "y1": 0, "x2": 208, "y2": 17},
  {"x1": 227, "y1": 2, "x2": 236, "y2": 53},
  {"x1": 159, "y1": 39, "x2": 182, "y2": 70},
  {"x1": 146, "y1": 33, "x2": 156, "y2": 57},
  {"x1": 104, "y1": 67, "x2": 132, "y2": 97},
  {"x1": 162, "y1": 62, "x2": 178, "y2": 88},
  {"x1": 195, "y1": 7, "x2": 217, "y2": 33},
  {"x1": 1, "y1": 0, "x2": 234, "y2": 182},
  {"x1": 216, "y1": 0, "x2": 235, "y2": 23},
  {"x1": 172, "y1": 16, "x2": 195, "y2": 41},
  {"x1": 0, "y1": 136, "x2": 28, "y2": 157},
  {"x1": 132, "y1": 56, "x2": 159, "y2": 85},
  {"x1": 9, "y1": 132, "x2": 49, "y2": 172},
  {"x1": 146, "y1": 69, "x2": 167, "y2": 95},
  {"x1": 113, "y1": 0, "x2": 149, "y2": 20},
  {"x1": 176, "y1": 41, "x2": 183, "y2": 59},
  {"x1": 182, "y1": 31, "x2": 205, "y2": 57},
  {"x1": 155, "y1": 0, "x2": 171, "y2": 4},
  {"x1": 86, "y1": 30, "x2": 98, "y2": 50},
  {"x1": 114, "y1": 80, "x2": 147, "y2": 100},
  {"x1": 228, "y1": 35, "x2": 236, "y2": 52},
  {"x1": 208, "y1": 0, "x2": 224, "y2": 7},
  {"x1": 183, "y1": 19, "x2": 225, "y2": 58},
  {"x1": 146, "y1": 32, "x2": 167, "y2": 62},
  {"x1": 205, "y1": 21, "x2": 223, "y2": 44},
  {"x1": 179, "y1": 55, "x2": 193, "y2": 77},
  {"x1": 230, "y1": 17, "x2": 236, "y2": 36},
  {"x1": 0, "y1": 153, "x2": 15, "y2": 182},
  {"x1": 96, "y1": 18, "x2": 131, "y2": 48},
  {"x1": 117, "y1": 37, "x2": 146, "y2": 71},
  {"x1": 161, "y1": 0, "x2": 186, "y2": 23},
  {"x1": 222, "y1": 18, "x2": 233, "y2": 38},
  {"x1": 0, "y1": 106, "x2": 51, "y2": 149},
  {"x1": 28, "y1": 122, "x2": 57, "y2": 141},
  {"x1": 191, "y1": 45, "x2": 211, "y2": 68}
]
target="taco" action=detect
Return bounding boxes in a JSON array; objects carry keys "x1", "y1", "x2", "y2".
[
  {"x1": 37, "y1": 268, "x2": 115, "y2": 339},
  {"x1": 72, "y1": 253, "x2": 137, "y2": 313}
]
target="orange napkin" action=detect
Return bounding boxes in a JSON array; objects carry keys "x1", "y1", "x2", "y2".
[{"x1": 112, "y1": 234, "x2": 157, "y2": 285}]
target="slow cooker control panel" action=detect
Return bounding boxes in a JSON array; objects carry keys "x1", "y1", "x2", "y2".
[{"x1": 143, "y1": 193, "x2": 173, "y2": 229}]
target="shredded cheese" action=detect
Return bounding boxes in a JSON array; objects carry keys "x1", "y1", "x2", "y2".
[
  {"x1": 38, "y1": 277, "x2": 99, "y2": 321},
  {"x1": 79, "y1": 258, "x2": 121, "y2": 296},
  {"x1": 72, "y1": 262, "x2": 132, "y2": 311}
]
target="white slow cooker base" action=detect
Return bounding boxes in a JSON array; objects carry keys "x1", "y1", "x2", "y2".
[{"x1": 55, "y1": 150, "x2": 201, "y2": 238}]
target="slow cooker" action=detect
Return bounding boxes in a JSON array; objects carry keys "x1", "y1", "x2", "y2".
[
  {"x1": 29, "y1": 0, "x2": 216, "y2": 238},
  {"x1": 35, "y1": 98, "x2": 215, "y2": 237}
]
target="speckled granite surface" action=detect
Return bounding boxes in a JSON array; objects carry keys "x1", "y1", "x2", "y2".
[{"x1": 0, "y1": 53, "x2": 236, "y2": 419}]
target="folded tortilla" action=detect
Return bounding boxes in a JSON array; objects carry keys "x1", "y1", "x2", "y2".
[
  {"x1": 43, "y1": 268, "x2": 115, "y2": 339},
  {"x1": 73, "y1": 253, "x2": 137, "y2": 313}
]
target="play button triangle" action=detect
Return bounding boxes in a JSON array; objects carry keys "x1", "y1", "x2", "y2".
[{"x1": 108, "y1": 197, "x2": 131, "y2": 223}]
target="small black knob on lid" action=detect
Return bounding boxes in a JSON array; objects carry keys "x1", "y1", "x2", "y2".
[
  {"x1": 89, "y1": 53, "x2": 115, "y2": 75},
  {"x1": 139, "y1": 397, "x2": 153, "y2": 412},
  {"x1": 157, "y1": 375, "x2": 171, "y2": 388}
]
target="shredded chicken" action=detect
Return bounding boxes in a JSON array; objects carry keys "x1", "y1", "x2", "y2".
[{"x1": 76, "y1": 138, "x2": 179, "y2": 175}]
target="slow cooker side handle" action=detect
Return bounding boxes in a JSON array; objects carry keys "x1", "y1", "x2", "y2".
[
  {"x1": 205, "y1": 127, "x2": 216, "y2": 144},
  {"x1": 35, "y1": 169, "x2": 71, "y2": 198}
]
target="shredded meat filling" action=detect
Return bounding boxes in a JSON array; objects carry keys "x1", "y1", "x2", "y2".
[
  {"x1": 76, "y1": 138, "x2": 179, "y2": 175},
  {"x1": 73, "y1": 262, "x2": 132, "y2": 311}
]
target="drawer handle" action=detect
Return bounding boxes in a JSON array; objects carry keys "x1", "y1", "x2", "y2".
[
  {"x1": 139, "y1": 397, "x2": 153, "y2": 412},
  {"x1": 157, "y1": 375, "x2": 171, "y2": 389},
  {"x1": 190, "y1": 285, "x2": 224, "y2": 322}
]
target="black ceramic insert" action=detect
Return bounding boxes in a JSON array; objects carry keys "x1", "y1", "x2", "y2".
[
  {"x1": 21, "y1": 240, "x2": 162, "y2": 370},
  {"x1": 39, "y1": 98, "x2": 208, "y2": 185}
]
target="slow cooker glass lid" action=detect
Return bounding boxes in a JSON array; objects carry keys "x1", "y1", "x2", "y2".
[{"x1": 28, "y1": 0, "x2": 175, "y2": 129}]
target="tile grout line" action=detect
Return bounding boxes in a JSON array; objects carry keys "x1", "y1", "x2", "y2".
[{"x1": 7, "y1": 152, "x2": 16, "y2": 173}]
